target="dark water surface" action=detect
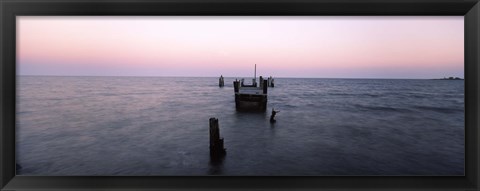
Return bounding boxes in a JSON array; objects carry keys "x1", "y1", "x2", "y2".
[{"x1": 16, "y1": 76, "x2": 464, "y2": 175}]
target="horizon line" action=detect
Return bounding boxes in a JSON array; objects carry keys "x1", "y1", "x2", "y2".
[{"x1": 17, "y1": 74, "x2": 464, "y2": 80}]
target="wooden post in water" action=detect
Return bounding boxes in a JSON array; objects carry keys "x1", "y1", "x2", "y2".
[
  {"x1": 270, "y1": 108, "x2": 279, "y2": 123},
  {"x1": 254, "y1": 64, "x2": 256, "y2": 82},
  {"x1": 209, "y1": 118, "x2": 226, "y2": 158},
  {"x1": 263, "y1": 80, "x2": 268, "y2": 94},
  {"x1": 233, "y1": 80, "x2": 239, "y2": 93},
  {"x1": 259, "y1": 76, "x2": 263, "y2": 89},
  {"x1": 219, "y1": 75, "x2": 224, "y2": 87}
]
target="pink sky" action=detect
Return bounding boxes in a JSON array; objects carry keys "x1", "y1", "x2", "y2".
[{"x1": 17, "y1": 16, "x2": 463, "y2": 78}]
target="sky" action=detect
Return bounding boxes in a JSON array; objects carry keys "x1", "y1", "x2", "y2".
[{"x1": 17, "y1": 16, "x2": 464, "y2": 79}]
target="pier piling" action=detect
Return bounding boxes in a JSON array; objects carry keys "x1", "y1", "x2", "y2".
[
  {"x1": 219, "y1": 75, "x2": 224, "y2": 87},
  {"x1": 263, "y1": 80, "x2": 268, "y2": 94},
  {"x1": 270, "y1": 108, "x2": 279, "y2": 123},
  {"x1": 259, "y1": 76, "x2": 263, "y2": 88},
  {"x1": 209, "y1": 118, "x2": 226, "y2": 158},
  {"x1": 233, "y1": 80, "x2": 240, "y2": 93}
]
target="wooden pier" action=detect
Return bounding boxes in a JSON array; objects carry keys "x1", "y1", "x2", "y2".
[
  {"x1": 230, "y1": 65, "x2": 275, "y2": 111},
  {"x1": 234, "y1": 79, "x2": 268, "y2": 112}
]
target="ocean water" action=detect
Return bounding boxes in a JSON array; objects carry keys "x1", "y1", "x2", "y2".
[{"x1": 16, "y1": 76, "x2": 464, "y2": 176}]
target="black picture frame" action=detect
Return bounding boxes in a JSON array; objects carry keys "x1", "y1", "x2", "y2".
[{"x1": 1, "y1": 0, "x2": 479, "y2": 190}]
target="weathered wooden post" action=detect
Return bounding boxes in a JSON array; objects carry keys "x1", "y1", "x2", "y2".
[
  {"x1": 209, "y1": 118, "x2": 226, "y2": 158},
  {"x1": 259, "y1": 76, "x2": 263, "y2": 88},
  {"x1": 233, "y1": 80, "x2": 239, "y2": 93},
  {"x1": 263, "y1": 80, "x2": 268, "y2": 94},
  {"x1": 270, "y1": 108, "x2": 279, "y2": 123},
  {"x1": 219, "y1": 75, "x2": 224, "y2": 87}
]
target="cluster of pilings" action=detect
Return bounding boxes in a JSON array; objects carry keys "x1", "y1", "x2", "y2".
[
  {"x1": 259, "y1": 76, "x2": 275, "y2": 88},
  {"x1": 221, "y1": 75, "x2": 273, "y2": 88},
  {"x1": 267, "y1": 76, "x2": 274, "y2": 87},
  {"x1": 234, "y1": 79, "x2": 268, "y2": 94},
  {"x1": 209, "y1": 118, "x2": 226, "y2": 159}
]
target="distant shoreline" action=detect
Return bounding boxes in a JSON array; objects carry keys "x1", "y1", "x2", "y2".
[{"x1": 432, "y1": 77, "x2": 464, "y2": 80}]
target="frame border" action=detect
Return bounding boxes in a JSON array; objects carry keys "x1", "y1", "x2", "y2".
[{"x1": 1, "y1": 0, "x2": 479, "y2": 190}]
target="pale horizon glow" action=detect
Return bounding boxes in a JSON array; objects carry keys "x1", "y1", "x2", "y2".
[{"x1": 17, "y1": 16, "x2": 464, "y2": 79}]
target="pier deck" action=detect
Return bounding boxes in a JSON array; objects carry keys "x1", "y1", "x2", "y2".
[{"x1": 238, "y1": 87, "x2": 265, "y2": 95}]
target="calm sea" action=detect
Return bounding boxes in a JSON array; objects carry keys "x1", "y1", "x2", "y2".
[{"x1": 16, "y1": 76, "x2": 464, "y2": 176}]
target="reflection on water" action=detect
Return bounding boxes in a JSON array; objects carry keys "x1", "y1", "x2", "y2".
[{"x1": 208, "y1": 155, "x2": 225, "y2": 175}]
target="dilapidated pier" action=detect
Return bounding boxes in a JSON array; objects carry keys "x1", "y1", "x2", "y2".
[{"x1": 234, "y1": 79, "x2": 268, "y2": 112}]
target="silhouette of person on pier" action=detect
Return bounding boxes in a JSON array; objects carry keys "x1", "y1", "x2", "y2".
[{"x1": 270, "y1": 108, "x2": 279, "y2": 123}]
